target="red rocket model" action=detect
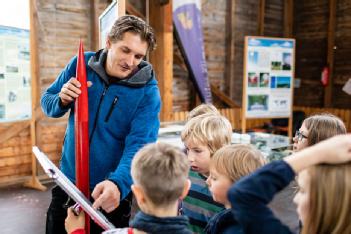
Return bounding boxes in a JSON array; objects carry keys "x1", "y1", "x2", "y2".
[{"x1": 74, "y1": 40, "x2": 90, "y2": 233}]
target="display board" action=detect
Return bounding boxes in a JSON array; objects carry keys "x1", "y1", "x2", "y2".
[
  {"x1": 0, "y1": 0, "x2": 31, "y2": 122},
  {"x1": 99, "y1": 0, "x2": 118, "y2": 49},
  {"x1": 243, "y1": 36, "x2": 295, "y2": 119}
]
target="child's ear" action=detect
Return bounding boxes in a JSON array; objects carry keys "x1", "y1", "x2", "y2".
[
  {"x1": 180, "y1": 179, "x2": 191, "y2": 199},
  {"x1": 131, "y1": 184, "x2": 146, "y2": 205}
]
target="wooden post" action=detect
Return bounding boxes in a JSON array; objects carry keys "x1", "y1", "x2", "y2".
[
  {"x1": 258, "y1": 0, "x2": 265, "y2": 35},
  {"x1": 90, "y1": 0, "x2": 98, "y2": 51},
  {"x1": 149, "y1": 0, "x2": 173, "y2": 121},
  {"x1": 284, "y1": 0, "x2": 294, "y2": 138},
  {"x1": 24, "y1": 0, "x2": 46, "y2": 191},
  {"x1": 324, "y1": 0, "x2": 337, "y2": 107},
  {"x1": 224, "y1": 0, "x2": 236, "y2": 99},
  {"x1": 118, "y1": 0, "x2": 126, "y2": 17},
  {"x1": 284, "y1": 0, "x2": 293, "y2": 37}
]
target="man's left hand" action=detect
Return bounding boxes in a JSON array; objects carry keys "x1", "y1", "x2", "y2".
[{"x1": 91, "y1": 180, "x2": 120, "y2": 213}]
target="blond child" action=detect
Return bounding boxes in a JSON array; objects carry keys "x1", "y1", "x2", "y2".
[
  {"x1": 180, "y1": 113, "x2": 232, "y2": 233},
  {"x1": 186, "y1": 103, "x2": 220, "y2": 120},
  {"x1": 205, "y1": 144, "x2": 266, "y2": 234},
  {"x1": 65, "y1": 142, "x2": 192, "y2": 234}
]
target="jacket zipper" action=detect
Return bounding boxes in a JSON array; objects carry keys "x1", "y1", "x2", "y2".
[
  {"x1": 89, "y1": 85, "x2": 108, "y2": 144},
  {"x1": 104, "y1": 96, "x2": 119, "y2": 122}
]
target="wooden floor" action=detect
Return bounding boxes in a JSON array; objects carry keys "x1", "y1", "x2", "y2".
[
  {"x1": 0, "y1": 182, "x2": 299, "y2": 233},
  {"x1": 0, "y1": 183, "x2": 53, "y2": 234}
]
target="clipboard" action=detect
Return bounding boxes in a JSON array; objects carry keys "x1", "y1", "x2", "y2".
[{"x1": 32, "y1": 146, "x2": 116, "y2": 230}]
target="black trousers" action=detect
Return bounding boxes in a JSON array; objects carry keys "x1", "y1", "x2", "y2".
[{"x1": 46, "y1": 185, "x2": 132, "y2": 234}]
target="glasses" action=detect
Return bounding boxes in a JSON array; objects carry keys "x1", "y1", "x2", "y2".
[{"x1": 295, "y1": 130, "x2": 308, "y2": 141}]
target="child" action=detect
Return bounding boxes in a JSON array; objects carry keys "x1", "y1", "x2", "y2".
[
  {"x1": 293, "y1": 113, "x2": 346, "y2": 152},
  {"x1": 229, "y1": 134, "x2": 351, "y2": 234},
  {"x1": 205, "y1": 144, "x2": 266, "y2": 234},
  {"x1": 180, "y1": 113, "x2": 232, "y2": 233},
  {"x1": 65, "y1": 142, "x2": 192, "y2": 234},
  {"x1": 186, "y1": 103, "x2": 220, "y2": 120}
]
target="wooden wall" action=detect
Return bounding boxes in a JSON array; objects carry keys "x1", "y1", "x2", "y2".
[
  {"x1": 333, "y1": 0, "x2": 351, "y2": 108},
  {"x1": 293, "y1": 0, "x2": 329, "y2": 107}
]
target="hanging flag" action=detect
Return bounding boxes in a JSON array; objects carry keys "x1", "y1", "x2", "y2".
[
  {"x1": 75, "y1": 40, "x2": 90, "y2": 233},
  {"x1": 173, "y1": 0, "x2": 212, "y2": 103}
]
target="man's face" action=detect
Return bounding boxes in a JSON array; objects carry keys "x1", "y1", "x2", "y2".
[{"x1": 105, "y1": 32, "x2": 148, "y2": 79}]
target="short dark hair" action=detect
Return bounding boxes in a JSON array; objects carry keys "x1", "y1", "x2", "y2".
[{"x1": 108, "y1": 15, "x2": 156, "y2": 51}]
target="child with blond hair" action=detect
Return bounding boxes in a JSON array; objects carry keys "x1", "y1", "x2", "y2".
[
  {"x1": 180, "y1": 113, "x2": 232, "y2": 233},
  {"x1": 186, "y1": 103, "x2": 220, "y2": 120},
  {"x1": 205, "y1": 144, "x2": 266, "y2": 233},
  {"x1": 65, "y1": 142, "x2": 192, "y2": 234}
]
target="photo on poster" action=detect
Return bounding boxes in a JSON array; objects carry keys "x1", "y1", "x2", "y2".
[
  {"x1": 276, "y1": 76, "x2": 291, "y2": 88},
  {"x1": 271, "y1": 52, "x2": 282, "y2": 70},
  {"x1": 270, "y1": 76, "x2": 276, "y2": 88},
  {"x1": 271, "y1": 61, "x2": 282, "y2": 70},
  {"x1": 0, "y1": 73, "x2": 4, "y2": 79},
  {"x1": 248, "y1": 51, "x2": 258, "y2": 68},
  {"x1": 259, "y1": 72, "x2": 269, "y2": 87},
  {"x1": 282, "y1": 52, "x2": 292, "y2": 70},
  {"x1": 0, "y1": 104, "x2": 4, "y2": 118},
  {"x1": 248, "y1": 95, "x2": 268, "y2": 111},
  {"x1": 248, "y1": 72, "x2": 259, "y2": 87}
]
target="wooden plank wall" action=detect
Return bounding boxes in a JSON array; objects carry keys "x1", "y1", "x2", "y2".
[
  {"x1": 293, "y1": 0, "x2": 329, "y2": 107},
  {"x1": 0, "y1": 0, "x2": 110, "y2": 187},
  {"x1": 333, "y1": 1, "x2": 351, "y2": 108}
]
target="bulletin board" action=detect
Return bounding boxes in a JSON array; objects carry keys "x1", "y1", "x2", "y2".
[
  {"x1": 0, "y1": 16, "x2": 31, "y2": 122},
  {"x1": 241, "y1": 36, "x2": 295, "y2": 136},
  {"x1": 99, "y1": 0, "x2": 125, "y2": 49}
]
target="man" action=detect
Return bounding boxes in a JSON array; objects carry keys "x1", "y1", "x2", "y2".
[{"x1": 41, "y1": 15, "x2": 160, "y2": 234}]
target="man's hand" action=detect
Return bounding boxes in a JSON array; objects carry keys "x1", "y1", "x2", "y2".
[
  {"x1": 59, "y1": 77, "x2": 92, "y2": 107},
  {"x1": 92, "y1": 180, "x2": 121, "y2": 213},
  {"x1": 65, "y1": 208, "x2": 85, "y2": 234}
]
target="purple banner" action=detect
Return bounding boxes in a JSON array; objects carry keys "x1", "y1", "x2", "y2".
[{"x1": 173, "y1": 1, "x2": 212, "y2": 103}]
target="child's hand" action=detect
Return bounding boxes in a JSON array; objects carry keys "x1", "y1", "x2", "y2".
[
  {"x1": 315, "y1": 134, "x2": 351, "y2": 164},
  {"x1": 65, "y1": 207, "x2": 85, "y2": 234}
]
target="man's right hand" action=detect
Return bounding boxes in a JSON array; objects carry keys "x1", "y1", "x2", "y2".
[{"x1": 59, "y1": 78, "x2": 92, "y2": 107}]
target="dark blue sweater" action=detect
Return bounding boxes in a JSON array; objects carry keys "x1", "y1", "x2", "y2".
[
  {"x1": 228, "y1": 160, "x2": 295, "y2": 234},
  {"x1": 41, "y1": 50, "x2": 161, "y2": 200},
  {"x1": 130, "y1": 211, "x2": 192, "y2": 234}
]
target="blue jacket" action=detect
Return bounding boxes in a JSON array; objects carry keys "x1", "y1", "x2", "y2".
[
  {"x1": 204, "y1": 209, "x2": 243, "y2": 234},
  {"x1": 41, "y1": 50, "x2": 161, "y2": 200},
  {"x1": 228, "y1": 160, "x2": 295, "y2": 234},
  {"x1": 130, "y1": 211, "x2": 192, "y2": 234}
]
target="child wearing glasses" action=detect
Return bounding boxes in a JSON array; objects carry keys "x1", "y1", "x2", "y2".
[{"x1": 293, "y1": 113, "x2": 346, "y2": 152}]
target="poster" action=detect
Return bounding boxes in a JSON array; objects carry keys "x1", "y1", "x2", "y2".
[
  {"x1": 244, "y1": 37, "x2": 295, "y2": 118},
  {"x1": 0, "y1": 25, "x2": 31, "y2": 122},
  {"x1": 173, "y1": 0, "x2": 212, "y2": 103},
  {"x1": 99, "y1": 0, "x2": 118, "y2": 49}
]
